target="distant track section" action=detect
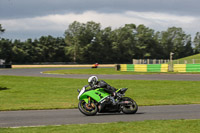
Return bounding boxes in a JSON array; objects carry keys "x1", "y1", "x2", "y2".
[
  {"x1": 12, "y1": 64, "x2": 115, "y2": 68},
  {"x1": 1, "y1": 68, "x2": 200, "y2": 81}
]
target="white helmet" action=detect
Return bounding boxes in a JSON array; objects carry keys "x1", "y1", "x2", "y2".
[{"x1": 88, "y1": 76, "x2": 98, "y2": 87}]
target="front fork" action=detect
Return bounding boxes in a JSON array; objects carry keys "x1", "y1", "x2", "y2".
[
  {"x1": 88, "y1": 97, "x2": 95, "y2": 108},
  {"x1": 81, "y1": 96, "x2": 91, "y2": 104},
  {"x1": 88, "y1": 96, "x2": 91, "y2": 104}
]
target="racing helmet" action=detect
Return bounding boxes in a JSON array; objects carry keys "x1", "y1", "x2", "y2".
[{"x1": 88, "y1": 76, "x2": 98, "y2": 87}]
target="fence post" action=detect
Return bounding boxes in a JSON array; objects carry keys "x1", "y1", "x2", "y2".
[
  {"x1": 184, "y1": 60, "x2": 187, "y2": 64},
  {"x1": 169, "y1": 52, "x2": 174, "y2": 71}
]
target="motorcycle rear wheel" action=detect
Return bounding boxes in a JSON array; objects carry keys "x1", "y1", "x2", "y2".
[
  {"x1": 78, "y1": 100, "x2": 98, "y2": 116},
  {"x1": 121, "y1": 97, "x2": 138, "y2": 114}
]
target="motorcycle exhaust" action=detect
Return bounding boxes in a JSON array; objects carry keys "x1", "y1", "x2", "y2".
[{"x1": 118, "y1": 101, "x2": 132, "y2": 106}]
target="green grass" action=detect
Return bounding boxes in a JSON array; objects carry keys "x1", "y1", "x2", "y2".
[
  {"x1": 1, "y1": 75, "x2": 200, "y2": 111},
  {"x1": 174, "y1": 53, "x2": 200, "y2": 64},
  {"x1": 1, "y1": 119, "x2": 200, "y2": 133},
  {"x1": 43, "y1": 68, "x2": 200, "y2": 75},
  {"x1": 179, "y1": 53, "x2": 200, "y2": 60}
]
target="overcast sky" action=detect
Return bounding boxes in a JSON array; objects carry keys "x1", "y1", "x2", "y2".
[{"x1": 0, "y1": 0, "x2": 200, "y2": 40}]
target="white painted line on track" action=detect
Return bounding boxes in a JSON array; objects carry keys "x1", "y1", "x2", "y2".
[{"x1": 40, "y1": 71, "x2": 66, "y2": 75}]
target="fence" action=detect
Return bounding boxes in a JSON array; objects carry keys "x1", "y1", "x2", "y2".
[
  {"x1": 133, "y1": 59, "x2": 200, "y2": 64},
  {"x1": 133, "y1": 59, "x2": 169, "y2": 64},
  {"x1": 173, "y1": 59, "x2": 200, "y2": 64}
]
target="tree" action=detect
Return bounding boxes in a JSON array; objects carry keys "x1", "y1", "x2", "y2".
[
  {"x1": 36, "y1": 35, "x2": 67, "y2": 62},
  {"x1": 64, "y1": 21, "x2": 101, "y2": 63},
  {"x1": 159, "y1": 27, "x2": 193, "y2": 59},
  {"x1": 134, "y1": 24, "x2": 160, "y2": 59},
  {"x1": 0, "y1": 21, "x2": 196, "y2": 64},
  {"x1": 110, "y1": 24, "x2": 137, "y2": 63},
  {"x1": 0, "y1": 24, "x2": 5, "y2": 39},
  {"x1": 0, "y1": 24, "x2": 5, "y2": 34},
  {"x1": 64, "y1": 21, "x2": 82, "y2": 62},
  {"x1": 97, "y1": 27, "x2": 113, "y2": 63},
  {"x1": 0, "y1": 39, "x2": 13, "y2": 63},
  {"x1": 12, "y1": 40, "x2": 28, "y2": 63},
  {"x1": 194, "y1": 32, "x2": 200, "y2": 53}
]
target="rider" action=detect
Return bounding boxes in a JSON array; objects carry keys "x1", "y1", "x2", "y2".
[{"x1": 88, "y1": 76, "x2": 117, "y2": 105}]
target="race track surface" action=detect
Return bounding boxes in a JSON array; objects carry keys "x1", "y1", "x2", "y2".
[
  {"x1": 0, "y1": 104, "x2": 200, "y2": 128},
  {"x1": 1, "y1": 68, "x2": 200, "y2": 128},
  {"x1": 1, "y1": 68, "x2": 200, "y2": 81}
]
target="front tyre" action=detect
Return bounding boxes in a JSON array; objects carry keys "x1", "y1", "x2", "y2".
[
  {"x1": 78, "y1": 100, "x2": 98, "y2": 116},
  {"x1": 121, "y1": 97, "x2": 138, "y2": 114}
]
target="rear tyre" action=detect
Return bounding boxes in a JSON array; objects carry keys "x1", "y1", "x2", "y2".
[
  {"x1": 121, "y1": 97, "x2": 138, "y2": 114},
  {"x1": 78, "y1": 100, "x2": 98, "y2": 116}
]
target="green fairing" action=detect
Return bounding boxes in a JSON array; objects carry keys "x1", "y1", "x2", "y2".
[{"x1": 79, "y1": 88, "x2": 111, "y2": 103}]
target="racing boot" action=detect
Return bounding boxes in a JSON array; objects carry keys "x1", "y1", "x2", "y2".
[
  {"x1": 110, "y1": 92, "x2": 117, "y2": 105},
  {"x1": 110, "y1": 96, "x2": 116, "y2": 105}
]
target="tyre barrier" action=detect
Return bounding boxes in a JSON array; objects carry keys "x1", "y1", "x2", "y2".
[
  {"x1": 120, "y1": 64, "x2": 168, "y2": 72},
  {"x1": 174, "y1": 64, "x2": 200, "y2": 72}
]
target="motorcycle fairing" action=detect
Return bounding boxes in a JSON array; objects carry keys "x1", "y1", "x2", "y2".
[{"x1": 79, "y1": 88, "x2": 110, "y2": 103}]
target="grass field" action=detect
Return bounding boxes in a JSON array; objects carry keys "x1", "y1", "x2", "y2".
[
  {"x1": 178, "y1": 53, "x2": 200, "y2": 60},
  {"x1": 1, "y1": 119, "x2": 200, "y2": 133},
  {"x1": 0, "y1": 75, "x2": 200, "y2": 111},
  {"x1": 43, "y1": 68, "x2": 200, "y2": 75},
  {"x1": 174, "y1": 53, "x2": 200, "y2": 64}
]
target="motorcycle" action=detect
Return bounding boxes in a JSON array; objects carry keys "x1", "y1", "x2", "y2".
[{"x1": 77, "y1": 85, "x2": 138, "y2": 116}]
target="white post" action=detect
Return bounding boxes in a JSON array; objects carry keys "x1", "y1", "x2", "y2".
[{"x1": 170, "y1": 52, "x2": 174, "y2": 71}]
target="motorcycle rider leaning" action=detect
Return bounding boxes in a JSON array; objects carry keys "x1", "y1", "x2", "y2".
[{"x1": 88, "y1": 76, "x2": 117, "y2": 105}]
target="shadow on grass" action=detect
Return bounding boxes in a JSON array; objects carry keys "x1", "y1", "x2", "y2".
[{"x1": 0, "y1": 86, "x2": 10, "y2": 91}]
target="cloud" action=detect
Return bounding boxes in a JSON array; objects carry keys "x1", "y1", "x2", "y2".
[
  {"x1": 1, "y1": 10, "x2": 199, "y2": 40},
  {"x1": 1, "y1": 0, "x2": 199, "y2": 40},
  {"x1": 0, "y1": 0, "x2": 200, "y2": 19}
]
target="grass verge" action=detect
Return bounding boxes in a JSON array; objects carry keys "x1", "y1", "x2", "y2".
[
  {"x1": 0, "y1": 75, "x2": 200, "y2": 111},
  {"x1": 43, "y1": 68, "x2": 200, "y2": 75},
  {"x1": 174, "y1": 53, "x2": 200, "y2": 64},
  {"x1": 1, "y1": 119, "x2": 200, "y2": 133}
]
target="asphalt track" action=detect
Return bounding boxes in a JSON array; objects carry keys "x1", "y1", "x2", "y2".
[
  {"x1": 0, "y1": 68, "x2": 200, "y2": 128},
  {"x1": 0, "y1": 104, "x2": 200, "y2": 128},
  {"x1": 1, "y1": 67, "x2": 200, "y2": 81}
]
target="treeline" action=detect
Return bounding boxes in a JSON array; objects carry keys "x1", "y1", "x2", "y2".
[{"x1": 0, "y1": 22, "x2": 200, "y2": 64}]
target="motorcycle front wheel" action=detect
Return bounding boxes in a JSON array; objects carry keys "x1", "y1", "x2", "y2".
[
  {"x1": 121, "y1": 97, "x2": 138, "y2": 114},
  {"x1": 78, "y1": 100, "x2": 98, "y2": 116}
]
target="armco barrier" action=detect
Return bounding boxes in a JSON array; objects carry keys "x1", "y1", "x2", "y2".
[
  {"x1": 174, "y1": 64, "x2": 200, "y2": 72},
  {"x1": 120, "y1": 64, "x2": 168, "y2": 72}
]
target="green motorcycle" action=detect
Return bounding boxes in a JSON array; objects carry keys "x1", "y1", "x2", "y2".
[{"x1": 77, "y1": 85, "x2": 138, "y2": 116}]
